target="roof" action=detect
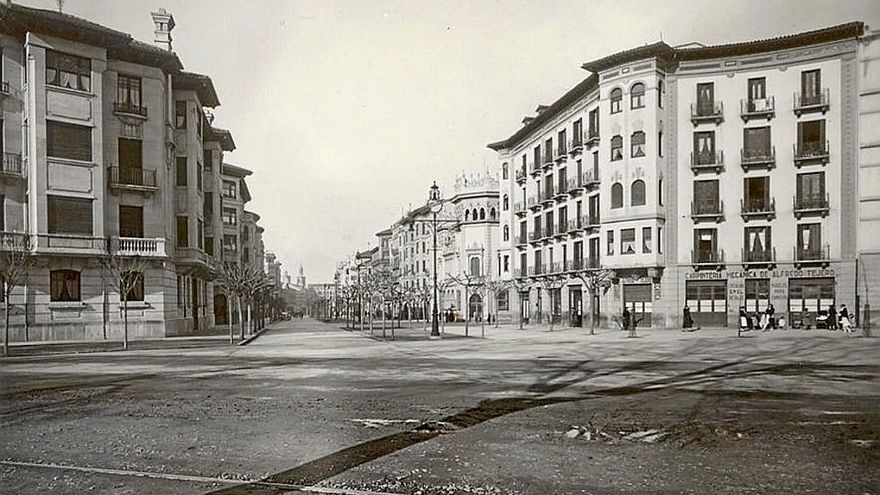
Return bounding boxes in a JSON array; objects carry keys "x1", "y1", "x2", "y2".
[
  {"x1": 375, "y1": 228, "x2": 392, "y2": 237},
  {"x1": 490, "y1": 21, "x2": 864, "y2": 151},
  {"x1": 174, "y1": 71, "x2": 220, "y2": 107},
  {"x1": 0, "y1": 2, "x2": 183, "y2": 72},
  {"x1": 207, "y1": 127, "x2": 236, "y2": 151},
  {"x1": 240, "y1": 178, "x2": 252, "y2": 203},
  {"x1": 221, "y1": 162, "x2": 253, "y2": 178}
]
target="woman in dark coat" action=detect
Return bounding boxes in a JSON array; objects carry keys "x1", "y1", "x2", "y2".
[
  {"x1": 827, "y1": 304, "x2": 837, "y2": 330},
  {"x1": 682, "y1": 305, "x2": 693, "y2": 329}
]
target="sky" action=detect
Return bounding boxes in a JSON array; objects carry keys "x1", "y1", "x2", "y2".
[{"x1": 17, "y1": 0, "x2": 880, "y2": 283}]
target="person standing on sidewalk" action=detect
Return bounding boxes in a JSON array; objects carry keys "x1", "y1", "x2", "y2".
[
  {"x1": 682, "y1": 305, "x2": 693, "y2": 330},
  {"x1": 827, "y1": 304, "x2": 837, "y2": 330},
  {"x1": 622, "y1": 307, "x2": 631, "y2": 332},
  {"x1": 839, "y1": 304, "x2": 853, "y2": 333},
  {"x1": 767, "y1": 303, "x2": 777, "y2": 329}
]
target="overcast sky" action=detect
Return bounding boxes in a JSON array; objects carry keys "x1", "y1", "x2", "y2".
[{"x1": 18, "y1": 0, "x2": 880, "y2": 283}]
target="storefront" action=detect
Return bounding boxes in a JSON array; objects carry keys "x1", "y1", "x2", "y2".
[
  {"x1": 685, "y1": 280, "x2": 727, "y2": 327},
  {"x1": 623, "y1": 283, "x2": 652, "y2": 327},
  {"x1": 789, "y1": 277, "x2": 835, "y2": 329}
]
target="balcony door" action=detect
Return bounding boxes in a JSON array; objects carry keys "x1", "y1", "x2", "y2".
[
  {"x1": 744, "y1": 177, "x2": 769, "y2": 210},
  {"x1": 588, "y1": 194, "x2": 599, "y2": 222},
  {"x1": 697, "y1": 83, "x2": 714, "y2": 115},
  {"x1": 694, "y1": 180, "x2": 719, "y2": 214},
  {"x1": 797, "y1": 224, "x2": 821, "y2": 253},
  {"x1": 744, "y1": 226, "x2": 770, "y2": 260},
  {"x1": 118, "y1": 138, "x2": 143, "y2": 184},
  {"x1": 694, "y1": 131, "x2": 715, "y2": 164},
  {"x1": 573, "y1": 241, "x2": 583, "y2": 268},
  {"x1": 797, "y1": 172, "x2": 824, "y2": 203},
  {"x1": 744, "y1": 127, "x2": 771, "y2": 159},
  {"x1": 798, "y1": 120, "x2": 825, "y2": 154},
  {"x1": 801, "y1": 69, "x2": 821, "y2": 100},
  {"x1": 119, "y1": 205, "x2": 144, "y2": 238},
  {"x1": 694, "y1": 229, "x2": 717, "y2": 262},
  {"x1": 748, "y1": 77, "x2": 766, "y2": 101}
]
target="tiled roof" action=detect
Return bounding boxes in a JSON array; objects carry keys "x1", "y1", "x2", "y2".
[
  {"x1": 0, "y1": 2, "x2": 183, "y2": 72},
  {"x1": 207, "y1": 127, "x2": 236, "y2": 151},
  {"x1": 489, "y1": 22, "x2": 864, "y2": 151},
  {"x1": 174, "y1": 71, "x2": 221, "y2": 108},
  {"x1": 222, "y1": 162, "x2": 253, "y2": 177}
]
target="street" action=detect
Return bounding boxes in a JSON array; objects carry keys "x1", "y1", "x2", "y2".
[{"x1": 1, "y1": 318, "x2": 878, "y2": 494}]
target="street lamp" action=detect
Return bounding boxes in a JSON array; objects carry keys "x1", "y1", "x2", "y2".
[{"x1": 429, "y1": 181, "x2": 443, "y2": 338}]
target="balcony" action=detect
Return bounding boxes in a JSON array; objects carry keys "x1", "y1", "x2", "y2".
[
  {"x1": 108, "y1": 236, "x2": 167, "y2": 257},
  {"x1": 516, "y1": 234, "x2": 528, "y2": 247},
  {"x1": 515, "y1": 168, "x2": 527, "y2": 183},
  {"x1": 514, "y1": 202, "x2": 526, "y2": 216},
  {"x1": 794, "y1": 89, "x2": 829, "y2": 116},
  {"x1": 691, "y1": 200, "x2": 724, "y2": 223},
  {"x1": 584, "y1": 213, "x2": 600, "y2": 232},
  {"x1": 794, "y1": 244, "x2": 830, "y2": 267},
  {"x1": 543, "y1": 153, "x2": 554, "y2": 169},
  {"x1": 690, "y1": 101, "x2": 724, "y2": 125},
  {"x1": 740, "y1": 197, "x2": 776, "y2": 221},
  {"x1": 567, "y1": 218, "x2": 583, "y2": 235},
  {"x1": 586, "y1": 130, "x2": 600, "y2": 148},
  {"x1": 555, "y1": 146, "x2": 568, "y2": 163},
  {"x1": 527, "y1": 196, "x2": 540, "y2": 210},
  {"x1": 740, "y1": 146, "x2": 776, "y2": 171},
  {"x1": 793, "y1": 193, "x2": 830, "y2": 219},
  {"x1": 583, "y1": 170, "x2": 600, "y2": 189},
  {"x1": 690, "y1": 150, "x2": 724, "y2": 174},
  {"x1": 517, "y1": 267, "x2": 528, "y2": 278},
  {"x1": 554, "y1": 222, "x2": 569, "y2": 237},
  {"x1": 528, "y1": 264, "x2": 544, "y2": 277},
  {"x1": 530, "y1": 159, "x2": 542, "y2": 175},
  {"x1": 569, "y1": 137, "x2": 583, "y2": 156},
  {"x1": 554, "y1": 181, "x2": 568, "y2": 200},
  {"x1": 691, "y1": 249, "x2": 725, "y2": 270},
  {"x1": 528, "y1": 230, "x2": 542, "y2": 243},
  {"x1": 108, "y1": 166, "x2": 158, "y2": 193},
  {"x1": 793, "y1": 140, "x2": 830, "y2": 167},
  {"x1": 540, "y1": 190, "x2": 555, "y2": 206},
  {"x1": 34, "y1": 234, "x2": 106, "y2": 254},
  {"x1": 740, "y1": 97, "x2": 775, "y2": 122},
  {"x1": 1, "y1": 152, "x2": 24, "y2": 178},
  {"x1": 742, "y1": 247, "x2": 776, "y2": 267},
  {"x1": 544, "y1": 225, "x2": 555, "y2": 239},
  {"x1": 113, "y1": 101, "x2": 148, "y2": 118}
]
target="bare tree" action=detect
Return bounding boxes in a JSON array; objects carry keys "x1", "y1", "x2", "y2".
[
  {"x1": 0, "y1": 233, "x2": 34, "y2": 356},
  {"x1": 534, "y1": 274, "x2": 566, "y2": 331},
  {"x1": 103, "y1": 243, "x2": 150, "y2": 351},
  {"x1": 484, "y1": 278, "x2": 511, "y2": 328},
  {"x1": 507, "y1": 277, "x2": 533, "y2": 330},
  {"x1": 572, "y1": 268, "x2": 614, "y2": 335},
  {"x1": 448, "y1": 271, "x2": 486, "y2": 337}
]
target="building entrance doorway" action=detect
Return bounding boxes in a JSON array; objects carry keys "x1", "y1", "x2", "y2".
[
  {"x1": 469, "y1": 294, "x2": 483, "y2": 322},
  {"x1": 568, "y1": 287, "x2": 582, "y2": 327},
  {"x1": 623, "y1": 283, "x2": 652, "y2": 327}
]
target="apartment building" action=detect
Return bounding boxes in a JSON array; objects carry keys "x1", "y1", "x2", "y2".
[
  {"x1": 0, "y1": 3, "x2": 270, "y2": 342},
  {"x1": 490, "y1": 22, "x2": 873, "y2": 330}
]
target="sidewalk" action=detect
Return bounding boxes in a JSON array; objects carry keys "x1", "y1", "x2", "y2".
[{"x1": 3, "y1": 333, "x2": 240, "y2": 357}]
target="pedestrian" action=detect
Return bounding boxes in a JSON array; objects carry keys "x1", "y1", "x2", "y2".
[
  {"x1": 760, "y1": 310, "x2": 769, "y2": 331},
  {"x1": 739, "y1": 306, "x2": 749, "y2": 331},
  {"x1": 767, "y1": 303, "x2": 776, "y2": 329},
  {"x1": 827, "y1": 304, "x2": 837, "y2": 330},
  {"x1": 622, "y1": 307, "x2": 631, "y2": 331},
  {"x1": 682, "y1": 305, "x2": 693, "y2": 330},
  {"x1": 777, "y1": 316, "x2": 786, "y2": 330},
  {"x1": 839, "y1": 304, "x2": 853, "y2": 333}
]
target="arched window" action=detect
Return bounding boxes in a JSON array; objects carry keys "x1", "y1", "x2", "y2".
[
  {"x1": 502, "y1": 162, "x2": 509, "y2": 180},
  {"x1": 469, "y1": 256, "x2": 481, "y2": 276},
  {"x1": 503, "y1": 224, "x2": 509, "y2": 241},
  {"x1": 631, "y1": 131, "x2": 646, "y2": 157},
  {"x1": 657, "y1": 80, "x2": 665, "y2": 108},
  {"x1": 610, "y1": 88, "x2": 622, "y2": 114},
  {"x1": 479, "y1": 208, "x2": 486, "y2": 220},
  {"x1": 465, "y1": 209, "x2": 470, "y2": 222},
  {"x1": 631, "y1": 179, "x2": 646, "y2": 206},
  {"x1": 630, "y1": 83, "x2": 645, "y2": 109},
  {"x1": 611, "y1": 183, "x2": 623, "y2": 209},
  {"x1": 50, "y1": 270, "x2": 81, "y2": 302},
  {"x1": 503, "y1": 194, "x2": 509, "y2": 211},
  {"x1": 611, "y1": 135, "x2": 623, "y2": 161},
  {"x1": 489, "y1": 207, "x2": 496, "y2": 220}
]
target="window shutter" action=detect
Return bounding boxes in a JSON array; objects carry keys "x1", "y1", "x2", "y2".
[{"x1": 47, "y1": 122, "x2": 92, "y2": 161}]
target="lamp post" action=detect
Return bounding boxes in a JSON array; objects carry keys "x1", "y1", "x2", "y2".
[{"x1": 429, "y1": 182, "x2": 443, "y2": 338}]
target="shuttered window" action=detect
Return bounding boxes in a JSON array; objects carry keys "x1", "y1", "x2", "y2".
[
  {"x1": 119, "y1": 138, "x2": 142, "y2": 169},
  {"x1": 48, "y1": 196, "x2": 92, "y2": 235},
  {"x1": 47, "y1": 121, "x2": 92, "y2": 161}
]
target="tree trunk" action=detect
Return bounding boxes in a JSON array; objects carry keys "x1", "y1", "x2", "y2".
[
  {"x1": 381, "y1": 297, "x2": 386, "y2": 339},
  {"x1": 122, "y1": 292, "x2": 129, "y2": 351},
  {"x1": 589, "y1": 291, "x2": 596, "y2": 336},
  {"x1": 4, "y1": 292, "x2": 9, "y2": 357},
  {"x1": 238, "y1": 296, "x2": 245, "y2": 340},
  {"x1": 464, "y1": 286, "x2": 469, "y2": 337},
  {"x1": 227, "y1": 292, "x2": 234, "y2": 344}
]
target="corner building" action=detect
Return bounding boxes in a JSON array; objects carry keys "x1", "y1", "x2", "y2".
[{"x1": 491, "y1": 22, "x2": 872, "y2": 329}]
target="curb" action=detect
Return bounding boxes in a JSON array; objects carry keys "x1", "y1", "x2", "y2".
[{"x1": 237, "y1": 326, "x2": 271, "y2": 346}]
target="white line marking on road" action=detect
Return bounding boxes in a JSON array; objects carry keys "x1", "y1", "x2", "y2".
[{"x1": 0, "y1": 460, "x2": 406, "y2": 495}]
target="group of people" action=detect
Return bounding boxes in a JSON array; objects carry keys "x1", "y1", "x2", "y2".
[
  {"x1": 739, "y1": 304, "x2": 781, "y2": 331},
  {"x1": 824, "y1": 303, "x2": 854, "y2": 332}
]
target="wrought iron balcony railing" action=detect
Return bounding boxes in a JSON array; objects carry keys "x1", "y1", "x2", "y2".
[
  {"x1": 793, "y1": 193, "x2": 830, "y2": 219},
  {"x1": 794, "y1": 88, "x2": 829, "y2": 116},
  {"x1": 690, "y1": 150, "x2": 724, "y2": 173},
  {"x1": 741, "y1": 247, "x2": 775, "y2": 266},
  {"x1": 740, "y1": 146, "x2": 776, "y2": 171},
  {"x1": 793, "y1": 140, "x2": 830, "y2": 166},
  {"x1": 108, "y1": 166, "x2": 158, "y2": 191},
  {"x1": 691, "y1": 248, "x2": 725, "y2": 269},
  {"x1": 690, "y1": 101, "x2": 724, "y2": 124},
  {"x1": 113, "y1": 101, "x2": 148, "y2": 117},
  {"x1": 691, "y1": 200, "x2": 724, "y2": 222},
  {"x1": 740, "y1": 96, "x2": 775, "y2": 121},
  {"x1": 740, "y1": 197, "x2": 776, "y2": 221}
]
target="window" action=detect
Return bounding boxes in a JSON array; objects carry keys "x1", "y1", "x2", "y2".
[
  {"x1": 658, "y1": 179, "x2": 664, "y2": 206},
  {"x1": 503, "y1": 255, "x2": 509, "y2": 272},
  {"x1": 611, "y1": 135, "x2": 622, "y2": 161},
  {"x1": 743, "y1": 126, "x2": 772, "y2": 159},
  {"x1": 694, "y1": 228, "x2": 718, "y2": 262},
  {"x1": 119, "y1": 205, "x2": 143, "y2": 238},
  {"x1": 744, "y1": 177, "x2": 769, "y2": 211},
  {"x1": 611, "y1": 183, "x2": 623, "y2": 208},
  {"x1": 557, "y1": 129, "x2": 567, "y2": 155},
  {"x1": 118, "y1": 138, "x2": 142, "y2": 170},
  {"x1": 503, "y1": 224, "x2": 509, "y2": 242},
  {"x1": 177, "y1": 216, "x2": 188, "y2": 248},
  {"x1": 544, "y1": 138, "x2": 553, "y2": 162},
  {"x1": 46, "y1": 50, "x2": 90, "y2": 92},
  {"x1": 222, "y1": 180, "x2": 237, "y2": 199},
  {"x1": 657, "y1": 227, "x2": 663, "y2": 254},
  {"x1": 176, "y1": 157, "x2": 187, "y2": 186},
  {"x1": 748, "y1": 77, "x2": 766, "y2": 103},
  {"x1": 797, "y1": 223, "x2": 822, "y2": 254},
  {"x1": 48, "y1": 196, "x2": 92, "y2": 235},
  {"x1": 621, "y1": 228, "x2": 635, "y2": 254},
  {"x1": 798, "y1": 120, "x2": 826, "y2": 155},
  {"x1": 497, "y1": 289, "x2": 509, "y2": 311},
  {"x1": 631, "y1": 180, "x2": 646, "y2": 206},
  {"x1": 205, "y1": 236, "x2": 214, "y2": 256},
  {"x1": 801, "y1": 69, "x2": 821, "y2": 100},
  {"x1": 744, "y1": 226, "x2": 771, "y2": 260},
  {"x1": 0, "y1": 195, "x2": 4, "y2": 231},
  {"x1": 694, "y1": 131, "x2": 715, "y2": 164},
  {"x1": 50, "y1": 270, "x2": 81, "y2": 302},
  {"x1": 630, "y1": 83, "x2": 645, "y2": 109},
  {"x1": 696, "y1": 82, "x2": 714, "y2": 115},
  {"x1": 797, "y1": 172, "x2": 825, "y2": 204},
  {"x1": 610, "y1": 88, "x2": 622, "y2": 114},
  {"x1": 607, "y1": 230, "x2": 614, "y2": 255},
  {"x1": 470, "y1": 257, "x2": 481, "y2": 277},
  {"x1": 204, "y1": 149, "x2": 213, "y2": 171},
  {"x1": 223, "y1": 234, "x2": 237, "y2": 253},
  {"x1": 588, "y1": 108, "x2": 599, "y2": 138},
  {"x1": 122, "y1": 271, "x2": 144, "y2": 302},
  {"x1": 503, "y1": 194, "x2": 509, "y2": 211},
  {"x1": 658, "y1": 80, "x2": 664, "y2": 108},
  {"x1": 197, "y1": 164, "x2": 203, "y2": 192},
  {"x1": 534, "y1": 146, "x2": 541, "y2": 168},
  {"x1": 116, "y1": 75, "x2": 142, "y2": 111},
  {"x1": 479, "y1": 208, "x2": 486, "y2": 220},
  {"x1": 197, "y1": 220, "x2": 204, "y2": 249},
  {"x1": 573, "y1": 119, "x2": 583, "y2": 146},
  {"x1": 222, "y1": 207, "x2": 237, "y2": 226},
  {"x1": 643, "y1": 227, "x2": 652, "y2": 253},
  {"x1": 204, "y1": 192, "x2": 214, "y2": 217},
  {"x1": 658, "y1": 131, "x2": 663, "y2": 157},
  {"x1": 47, "y1": 121, "x2": 91, "y2": 161},
  {"x1": 631, "y1": 131, "x2": 645, "y2": 157},
  {"x1": 175, "y1": 101, "x2": 187, "y2": 128},
  {"x1": 694, "y1": 180, "x2": 720, "y2": 213}
]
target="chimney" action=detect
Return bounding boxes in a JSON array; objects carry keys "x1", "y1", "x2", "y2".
[{"x1": 150, "y1": 8, "x2": 175, "y2": 51}]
